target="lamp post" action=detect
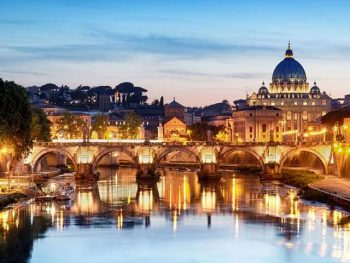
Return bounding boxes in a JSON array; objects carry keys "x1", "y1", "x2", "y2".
[{"x1": 253, "y1": 101, "x2": 257, "y2": 143}]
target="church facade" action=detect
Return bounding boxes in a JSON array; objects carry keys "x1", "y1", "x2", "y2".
[{"x1": 246, "y1": 43, "x2": 332, "y2": 142}]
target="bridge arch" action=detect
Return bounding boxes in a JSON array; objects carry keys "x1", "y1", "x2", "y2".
[
  {"x1": 91, "y1": 147, "x2": 139, "y2": 173},
  {"x1": 31, "y1": 148, "x2": 78, "y2": 172},
  {"x1": 218, "y1": 147, "x2": 266, "y2": 173},
  {"x1": 155, "y1": 146, "x2": 201, "y2": 168},
  {"x1": 279, "y1": 147, "x2": 328, "y2": 174}
]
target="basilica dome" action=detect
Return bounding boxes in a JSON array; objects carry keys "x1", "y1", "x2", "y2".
[
  {"x1": 310, "y1": 82, "x2": 320, "y2": 94},
  {"x1": 258, "y1": 82, "x2": 269, "y2": 94},
  {"x1": 272, "y1": 43, "x2": 307, "y2": 83}
]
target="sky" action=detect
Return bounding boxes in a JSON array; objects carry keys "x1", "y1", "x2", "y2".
[{"x1": 1, "y1": 0, "x2": 350, "y2": 106}]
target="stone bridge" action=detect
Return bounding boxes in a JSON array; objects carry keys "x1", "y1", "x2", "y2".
[{"x1": 23, "y1": 141, "x2": 338, "y2": 179}]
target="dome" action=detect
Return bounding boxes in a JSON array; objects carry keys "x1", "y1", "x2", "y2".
[
  {"x1": 258, "y1": 82, "x2": 269, "y2": 94},
  {"x1": 310, "y1": 81, "x2": 320, "y2": 94},
  {"x1": 272, "y1": 43, "x2": 307, "y2": 83}
]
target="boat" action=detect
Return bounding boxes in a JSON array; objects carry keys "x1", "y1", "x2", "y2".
[
  {"x1": 56, "y1": 184, "x2": 75, "y2": 201},
  {"x1": 36, "y1": 194, "x2": 57, "y2": 202}
]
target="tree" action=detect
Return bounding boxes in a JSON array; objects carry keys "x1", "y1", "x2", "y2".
[
  {"x1": 119, "y1": 112, "x2": 142, "y2": 139},
  {"x1": 190, "y1": 123, "x2": 209, "y2": 141},
  {"x1": 0, "y1": 79, "x2": 33, "y2": 170},
  {"x1": 56, "y1": 112, "x2": 86, "y2": 139},
  {"x1": 151, "y1": 99, "x2": 160, "y2": 106},
  {"x1": 215, "y1": 129, "x2": 228, "y2": 142},
  {"x1": 31, "y1": 108, "x2": 51, "y2": 142},
  {"x1": 91, "y1": 114, "x2": 109, "y2": 139},
  {"x1": 159, "y1": 96, "x2": 164, "y2": 107}
]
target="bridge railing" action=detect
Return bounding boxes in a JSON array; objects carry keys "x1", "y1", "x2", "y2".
[{"x1": 33, "y1": 139, "x2": 333, "y2": 147}]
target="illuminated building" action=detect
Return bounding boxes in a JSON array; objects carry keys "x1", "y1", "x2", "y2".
[
  {"x1": 162, "y1": 117, "x2": 188, "y2": 142},
  {"x1": 227, "y1": 105, "x2": 283, "y2": 143},
  {"x1": 246, "y1": 43, "x2": 332, "y2": 142}
]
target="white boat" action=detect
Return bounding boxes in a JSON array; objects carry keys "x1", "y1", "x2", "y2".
[{"x1": 56, "y1": 184, "x2": 75, "y2": 201}]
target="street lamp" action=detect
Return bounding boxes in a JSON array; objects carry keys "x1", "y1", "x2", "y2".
[{"x1": 235, "y1": 133, "x2": 239, "y2": 145}]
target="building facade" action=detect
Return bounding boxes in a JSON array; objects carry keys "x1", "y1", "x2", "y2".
[
  {"x1": 227, "y1": 106, "x2": 283, "y2": 144},
  {"x1": 162, "y1": 117, "x2": 188, "y2": 142},
  {"x1": 164, "y1": 99, "x2": 185, "y2": 120},
  {"x1": 246, "y1": 44, "x2": 332, "y2": 142}
]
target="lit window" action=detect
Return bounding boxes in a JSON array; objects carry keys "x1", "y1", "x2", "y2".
[
  {"x1": 303, "y1": 101, "x2": 307, "y2": 106},
  {"x1": 294, "y1": 101, "x2": 298, "y2": 106},
  {"x1": 312, "y1": 101, "x2": 316, "y2": 106},
  {"x1": 281, "y1": 101, "x2": 284, "y2": 106},
  {"x1": 302, "y1": 111, "x2": 308, "y2": 121}
]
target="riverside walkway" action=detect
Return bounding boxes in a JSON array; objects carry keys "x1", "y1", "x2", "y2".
[{"x1": 310, "y1": 175, "x2": 350, "y2": 201}]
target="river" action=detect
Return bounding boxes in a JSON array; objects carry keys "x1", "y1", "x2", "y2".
[{"x1": 1, "y1": 167, "x2": 350, "y2": 263}]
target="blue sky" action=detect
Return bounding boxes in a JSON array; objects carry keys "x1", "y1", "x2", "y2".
[{"x1": 1, "y1": 0, "x2": 350, "y2": 106}]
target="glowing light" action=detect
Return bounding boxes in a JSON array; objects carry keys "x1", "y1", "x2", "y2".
[
  {"x1": 201, "y1": 190, "x2": 216, "y2": 212},
  {"x1": 282, "y1": 130, "x2": 298, "y2": 135}
]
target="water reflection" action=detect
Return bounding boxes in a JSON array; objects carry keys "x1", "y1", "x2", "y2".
[{"x1": 2, "y1": 168, "x2": 350, "y2": 262}]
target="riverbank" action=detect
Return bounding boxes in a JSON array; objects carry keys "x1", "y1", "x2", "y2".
[
  {"x1": 0, "y1": 192, "x2": 27, "y2": 210},
  {"x1": 280, "y1": 169, "x2": 350, "y2": 210}
]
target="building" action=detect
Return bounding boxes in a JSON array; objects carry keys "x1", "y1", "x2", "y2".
[
  {"x1": 227, "y1": 106, "x2": 282, "y2": 144},
  {"x1": 98, "y1": 94, "x2": 111, "y2": 112},
  {"x1": 161, "y1": 117, "x2": 188, "y2": 142},
  {"x1": 246, "y1": 43, "x2": 332, "y2": 142},
  {"x1": 321, "y1": 107, "x2": 350, "y2": 143},
  {"x1": 164, "y1": 99, "x2": 185, "y2": 120}
]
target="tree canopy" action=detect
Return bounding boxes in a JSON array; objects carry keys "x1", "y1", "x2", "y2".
[
  {"x1": 0, "y1": 79, "x2": 33, "y2": 163},
  {"x1": 31, "y1": 108, "x2": 51, "y2": 142},
  {"x1": 56, "y1": 112, "x2": 86, "y2": 139},
  {"x1": 119, "y1": 112, "x2": 142, "y2": 139},
  {"x1": 91, "y1": 114, "x2": 109, "y2": 139}
]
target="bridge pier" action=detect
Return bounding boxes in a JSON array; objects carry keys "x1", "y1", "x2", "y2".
[
  {"x1": 261, "y1": 163, "x2": 281, "y2": 180},
  {"x1": 136, "y1": 164, "x2": 159, "y2": 181},
  {"x1": 76, "y1": 163, "x2": 99, "y2": 180},
  {"x1": 198, "y1": 163, "x2": 220, "y2": 180}
]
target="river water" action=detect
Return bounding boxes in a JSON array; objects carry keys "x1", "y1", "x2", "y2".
[{"x1": 1, "y1": 167, "x2": 350, "y2": 263}]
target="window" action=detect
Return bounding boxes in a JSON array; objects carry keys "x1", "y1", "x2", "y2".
[
  {"x1": 287, "y1": 111, "x2": 292, "y2": 120},
  {"x1": 302, "y1": 111, "x2": 308, "y2": 121},
  {"x1": 294, "y1": 113, "x2": 298, "y2": 120},
  {"x1": 271, "y1": 101, "x2": 275, "y2": 106},
  {"x1": 322, "y1": 100, "x2": 327, "y2": 106},
  {"x1": 322, "y1": 111, "x2": 327, "y2": 116},
  {"x1": 276, "y1": 126, "x2": 279, "y2": 132},
  {"x1": 249, "y1": 113, "x2": 253, "y2": 117},
  {"x1": 249, "y1": 126, "x2": 253, "y2": 132},
  {"x1": 312, "y1": 101, "x2": 316, "y2": 106},
  {"x1": 281, "y1": 101, "x2": 285, "y2": 106},
  {"x1": 294, "y1": 101, "x2": 298, "y2": 106},
  {"x1": 262, "y1": 124, "x2": 267, "y2": 132},
  {"x1": 303, "y1": 101, "x2": 307, "y2": 106}
]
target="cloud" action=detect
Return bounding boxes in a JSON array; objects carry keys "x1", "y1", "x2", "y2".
[
  {"x1": 1, "y1": 69, "x2": 53, "y2": 76},
  {"x1": 8, "y1": 29, "x2": 280, "y2": 62},
  {"x1": 159, "y1": 69, "x2": 266, "y2": 79},
  {"x1": 9, "y1": 44, "x2": 132, "y2": 62},
  {"x1": 92, "y1": 29, "x2": 280, "y2": 58}
]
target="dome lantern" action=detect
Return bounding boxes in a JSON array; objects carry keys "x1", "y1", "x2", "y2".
[
  {"x1": 285, "y1": 41, "x2": 293, "y2": 58},
  {"x1": 272, "y1": 43, "x2": 307, "y2": 84}
]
